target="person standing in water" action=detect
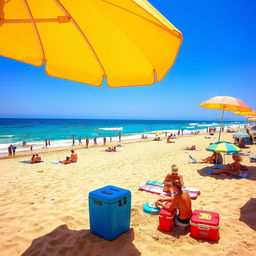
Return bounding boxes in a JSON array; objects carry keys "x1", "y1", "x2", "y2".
[{"x1": 85, "y1": 137, "x2": 89, "y2": 148}]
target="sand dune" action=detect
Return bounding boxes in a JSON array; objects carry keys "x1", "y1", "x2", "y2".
[{"x1": 0, "y1": 133, "x2": 255, "y2": 256}]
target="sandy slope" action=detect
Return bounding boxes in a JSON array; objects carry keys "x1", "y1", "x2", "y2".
[{"x1": 0, "y1": 133, "x2": 255, "y2": 256}]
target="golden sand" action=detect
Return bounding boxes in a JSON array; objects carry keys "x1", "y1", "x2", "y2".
[{"x1": 0, "y1": 133, "x2": 255, "y2": 256}]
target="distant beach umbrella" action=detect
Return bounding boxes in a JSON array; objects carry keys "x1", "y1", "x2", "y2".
[
  {"x1": 0, "y1": 0, "x2": 182, "y2": 87},
  {"x1": 233, "y1": 132, "x2": 250, "y2": 138},
  {"x1": 233, "y1": 111, "x2": 256, "y2": 116},
  {"x1": 206, "y1": 141, "x2": 241, "y2": 153},
  {"x1": 155, "y1": 132, "x2": 164, "y2": 135},
  {"x1": 248, "y1": 117, "x2": 256, "y2": 122},
  {"x1": 199, "y1": 96, "x2": 251, "y2": 141}
]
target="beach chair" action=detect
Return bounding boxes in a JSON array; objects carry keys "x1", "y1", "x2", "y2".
[{"x1": 189, "y1": 155, "x2": 198, "y2": 163}]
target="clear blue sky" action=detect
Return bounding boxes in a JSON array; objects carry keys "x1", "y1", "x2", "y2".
[{"x1": 0, "y1": 0, "x2": 255, "y2": 120}]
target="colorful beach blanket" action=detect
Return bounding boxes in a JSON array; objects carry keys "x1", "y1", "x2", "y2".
[
  {"x1": 146, "y1": 180, "x2": 200, "y2": 194},
  {"x1": 139, "y1": 181, "x2": 199, "y2": 199},
  {"x1": 204, "y1": 169, "x2": 250, "y2": 179}
]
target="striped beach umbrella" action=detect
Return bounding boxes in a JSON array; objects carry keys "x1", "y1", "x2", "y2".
[
  {"x1": 206, "y1": 141, "x2": 241, "y2": 153},
  {"x1": 199, "y1": 96, "x2": 251, "y2": 142}
]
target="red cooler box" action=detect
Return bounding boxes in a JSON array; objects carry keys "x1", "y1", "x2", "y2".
[
  {"x1": 158, "y1": 208, "x2": 177, "y2": 232},
  {"x1": 190, "y1": 210, "x2": 220, "y2": 241}
]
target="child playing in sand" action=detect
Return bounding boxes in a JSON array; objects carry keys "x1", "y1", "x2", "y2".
[{"x1": 163, "y1": 165, "x2": 184, "y2": 195}]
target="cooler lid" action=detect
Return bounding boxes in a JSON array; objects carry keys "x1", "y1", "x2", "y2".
[
  {"x1": 159, "y1": 208, "x2": 177, "y2": 217},
  {"x1": 89, "y1": 185, "x2": 131, "y2": 204},
  {"x1": 191, "y1": 210, "x2": 219, "y2": 226}
]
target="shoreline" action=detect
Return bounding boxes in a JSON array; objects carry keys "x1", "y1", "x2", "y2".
[
  {"x1": 0, "y1": 123, "x2": 250, "y2": 157},
  {"x1": 0, "y1": 133, "x2": 200, "y2": 160}
]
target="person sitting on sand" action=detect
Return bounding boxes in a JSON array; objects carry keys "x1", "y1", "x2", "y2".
[
  {"x1": 153, "y1": 136, "x2": 160, "y2": 141},
  {"x1": 212, "y1": 154, "x2": 242, "y2": 175},
  {"x1": 163, "y1": 165, "x2": 184, "y2": 195},
  {"x1": 238, "y1": 139, "x2": 246, "y2": 148},
  {"x1": 59, "y1": 156, "x2": 71, "y2": 164},
  {"x1": 185, "y1": 145, "x2": 196, "y2": 150},
  {"x1": 201, "y1": 152, "x2": 223, "y2": 164},
  {"x1": 156, "y1": 179, "x2": 192, "y2": 228},
  {"x1": 70, "y1": 149, "x2": 78, "y2": 163},
  {"x1": 31, "y1": 154, "x2": 41, "y2": 163}
]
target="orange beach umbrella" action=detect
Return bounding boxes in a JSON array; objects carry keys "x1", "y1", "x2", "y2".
[
  {"x1": 199, "y1": 96, "x2": 251, "y2": 141},
  {"x1": 0, "y1": 0, "x2": 182, "y2": 87}
]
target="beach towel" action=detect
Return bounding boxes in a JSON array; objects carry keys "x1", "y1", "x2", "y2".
[
  {"x1": 20, "y1": 160, "x2": 43, "y2": 164},
  {"x1": 204, "y1": 169, "x2": 250, "y2": 179},
  {"x1": 51, "y1": 162, "x2": 62, "y2": 164},
  {"x1": 138, "y1": 184, "x2": 199, "y2": 199},
  {"x1": 146, "y1": 180, "x2": 200, "y2": 194}
]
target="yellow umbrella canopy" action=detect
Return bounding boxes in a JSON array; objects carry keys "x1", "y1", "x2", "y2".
[
  {"x1": 0, "y1": 0, "x2": 182, "y2": 87},
  {"x1": 248, "y1": 117, "x2": 256, "y2": 121}
]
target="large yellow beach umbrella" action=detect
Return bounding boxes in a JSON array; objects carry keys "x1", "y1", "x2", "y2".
[
  {"x1": 0, "y1": 0, "x2": 182, "y2": 87},
  {"x1": 199, "y1": 96, "x2": 251, "y2": 141}
]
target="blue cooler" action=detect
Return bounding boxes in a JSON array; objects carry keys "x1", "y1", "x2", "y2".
[{"x1": 89, "y1": 185, "x2": 131, "y2": 240}]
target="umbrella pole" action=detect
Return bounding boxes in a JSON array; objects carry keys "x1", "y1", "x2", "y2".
[{"x1": 218, "y1": 109, "x2": 225, "y2": 142}]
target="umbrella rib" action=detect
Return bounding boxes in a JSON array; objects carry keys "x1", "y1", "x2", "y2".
[
  {"x1": 24, "y1": 0, "x2": 46, "y2": 64},
  {"x1": 101, "y1": 0, "x2": 181, "y2": 38},
  {"x1": 54, "y1": 0, "x2": 106, "y2": 80}
]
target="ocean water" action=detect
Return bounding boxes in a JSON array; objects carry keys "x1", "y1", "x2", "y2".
[{"x1": 0, "y1": 118, "x2": 246, "y2": 154}]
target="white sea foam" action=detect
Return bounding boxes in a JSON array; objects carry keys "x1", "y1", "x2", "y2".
[
  {"x1": 0, "y1": 135, "x2": 15, "y2": 137},
  {"x1": 189, "y1": 123, "x2": 198, "y2": 125},
  {"x1": 0, "y1": 123, "x2": 247, "y2": 155},
  {"x1": 98, "y1": 127, "x2": 123, "y2": 131}
]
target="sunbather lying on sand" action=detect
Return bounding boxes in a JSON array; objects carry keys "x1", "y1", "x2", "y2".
[
  {"x1": 163, "y1": 165, "x2": 184, "y2": 195},
  {"x1": 105, "y1": 146, "x2": 117, "y2": 152},
  {"x1": 212, "y1": 154, "x2": 242, "y2": 175},
  {"x1": 185, "y1": 145, "x2": 196, "y2": 150},
  {"x1": 156, "y1": 179, "x2": 192, "y2": 228}
]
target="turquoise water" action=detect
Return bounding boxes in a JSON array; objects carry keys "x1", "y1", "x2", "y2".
[{"x1": 0, "y1": 118, "x2": 246, "y2": 154}]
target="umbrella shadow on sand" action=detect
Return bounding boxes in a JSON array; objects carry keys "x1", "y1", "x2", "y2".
[
  {"x1": 239, "y1": 198, "x2": 256, "y2": 231},
  {"x1": 21, "y1": 225, "x2": 141, "y2": 256},
  {"x1": 197, "y1": 166, "x2": 256, "y2": 181}
]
